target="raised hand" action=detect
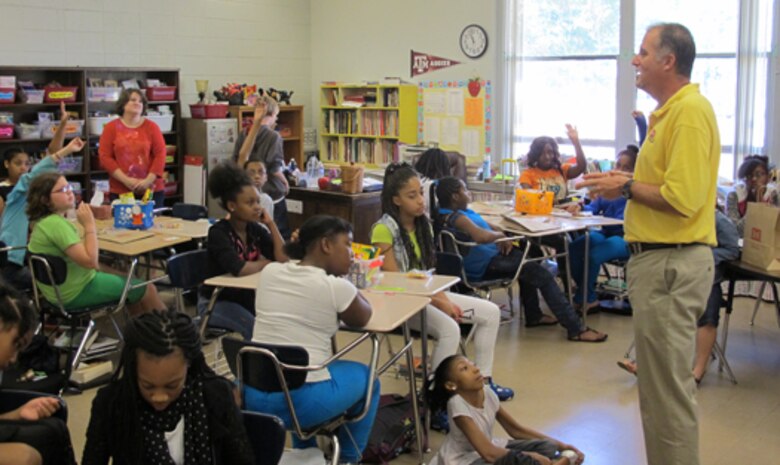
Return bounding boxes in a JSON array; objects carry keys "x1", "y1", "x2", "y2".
[{"x1": 565, "y1": 123, "x2": 579, "y2": 143}]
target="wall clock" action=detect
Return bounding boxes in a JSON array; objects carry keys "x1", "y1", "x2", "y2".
[{"x1": 460, "y1": 24, "x2": 488, "y2": 59}]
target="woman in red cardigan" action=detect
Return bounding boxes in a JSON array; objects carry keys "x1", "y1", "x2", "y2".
[{"x1": 98, "y1": 89, "x2": 167, "y2": 207}]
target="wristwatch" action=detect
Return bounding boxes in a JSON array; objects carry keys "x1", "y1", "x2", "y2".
[{"x1": 621, "y1": 179, "x2": 635, "y2": 200}]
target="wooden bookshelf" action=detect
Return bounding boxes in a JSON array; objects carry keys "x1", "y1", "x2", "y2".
[
  {"x1": 229, "y1": 104, "x2": 304, "y2": 167},
  {"x1": 0, "y1": 66, "x2": 182, "y2": 206},
  {"x1": 319, "y1": 84, "x2": 417, "y2": 165}
]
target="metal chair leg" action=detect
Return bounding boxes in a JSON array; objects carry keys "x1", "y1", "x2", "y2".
[
  {"x1": 69, "y1": 319, "x2": 97, "y2": 377},
  {"x1": 712, "y1": 340, "x2": 737, "y2": 384},
  {"x1": 750, "y1": 282, "x2": 767, "y2": 325},
  {"x1": 624, "y1": 339, "x2": 635, "y2": 359},
  {"x1": 329, "y1": 433, "x2": 340, "y2": 465}
]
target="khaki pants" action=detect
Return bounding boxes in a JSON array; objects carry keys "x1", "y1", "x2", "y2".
[{"x1": 627, "y1": 245, "x2": 713, "y2": 465}]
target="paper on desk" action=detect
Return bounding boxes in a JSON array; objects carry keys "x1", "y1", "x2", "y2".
[
  {"x1": 99, "y1": 229, "x2": 155, "y2": 243},
  {"x1": 502, "y1": 212, "x2": 560, "y2": 232}
]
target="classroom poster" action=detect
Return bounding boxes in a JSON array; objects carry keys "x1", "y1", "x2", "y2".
[{"x1": 417, "y1": 80, "x2": 491, "y2": 163}]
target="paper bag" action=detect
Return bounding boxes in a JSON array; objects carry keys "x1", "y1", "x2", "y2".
[
  {"x1": 341, "y1": 163, "x2": 364, "y2": 194},
  {"x1": 741, "y1": 202, "x2": 780, "y2": 271},
  {"x1": 514, "y1": 188, "x2": 553, "y2": 215}
]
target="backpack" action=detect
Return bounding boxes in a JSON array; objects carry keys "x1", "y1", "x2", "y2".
[{"x1": 361, "y1": 394, "x2": 423, "y2": 464}]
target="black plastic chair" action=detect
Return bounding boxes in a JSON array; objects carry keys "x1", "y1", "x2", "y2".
[
  {"x1": 242, "y1": 410, "x2": 286, "y2": 465},
  {"x1": 222, "y1": 336, "x2": 377, "y2": 465},
  {"x1": 170, "y1": 202, "x2": 208, "y2": 221},
  {"x1": 437, "y1": 231, "x2": 521, "y2": 317},
  {"x1": 28, "y1": 253, "x2": 140, "y2": 391},
  {"x1": 166, "y1": 249, "x2": 214, "y2": 313},
  {"x1": 0, "y1": 389, "x2": 68, "y2": 423}
]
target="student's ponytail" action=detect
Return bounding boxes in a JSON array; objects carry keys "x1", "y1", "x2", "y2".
[{"x1": 425, "y1": 354, "x2": 460, "y2": 414}]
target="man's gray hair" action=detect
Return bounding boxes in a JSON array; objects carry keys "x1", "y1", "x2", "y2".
[{"x1": 648, "y1": 23, "x2": 696, "y2": 78}]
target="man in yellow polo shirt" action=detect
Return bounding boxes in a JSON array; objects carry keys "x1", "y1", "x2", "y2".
[{"x1": 579, "y1": 23, "x2": 719, "y2": 465}]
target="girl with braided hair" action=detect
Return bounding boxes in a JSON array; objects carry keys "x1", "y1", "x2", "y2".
[
  {"x1": 82, "y1": 309, "x2": 253, "y2": 465},
  {"x1": 371, "y1": 163, "x2": 511, "y2": 415}
]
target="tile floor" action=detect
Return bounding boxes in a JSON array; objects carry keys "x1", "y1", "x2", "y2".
[{"x1": 62, "y1": 291, "x2": 780, "y2": 465}]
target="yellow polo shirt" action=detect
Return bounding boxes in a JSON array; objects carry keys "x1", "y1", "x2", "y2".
[{"x1": 624, "y1": 83, "x2": 719, "y2": 246}]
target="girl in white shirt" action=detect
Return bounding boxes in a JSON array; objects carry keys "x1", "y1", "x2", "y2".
[
  {"x1": 248, "y1": 215, "x2": 378, "y2": 465},
  {"x1": 428, "y1": 355, "x2": 584, "y2": 465}
]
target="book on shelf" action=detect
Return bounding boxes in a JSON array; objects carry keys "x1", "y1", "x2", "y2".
[{"x1": 53, "y1": 327, "x2": 100, "y2": 350}]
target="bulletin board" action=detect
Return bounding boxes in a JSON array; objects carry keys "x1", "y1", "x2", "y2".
[{"x1": 417, "y1": 79, "x2": 492, "y2": 163}]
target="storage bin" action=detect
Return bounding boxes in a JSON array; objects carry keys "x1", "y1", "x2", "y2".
[
  {"x1": 58, "y1": 156, "x2": 83, "y2": 173},
  {"x1": 145, "y1": 86, "x2": 176, "y2": 101},
  {"x1": 88, "y1": 116, "x2": 118, "y2": 136},
  {"x1": 146, "y1": 114, "x2": 173, "y2": 132},
  {"x1": 16, "y1": 123, "x2": 40, "y2": 140},
  {"x1": 0, "y1": 112, "x2": 13, "y2": 124},
  {"x1": 69, "y1": 182, "x2": 82, "y2": 204},
  {"x1": 44, "y1": 86, "x2": 79, "y2": 103},
  {"x1": 20, "y1": 89, "x2": 44, "y2": 104},
  {"x1": 114, "y1": 201, "x2": 155, "y2": 230},
  {"x1": 87, "y1": 87, "x2": 122, "y2": 102},
  {"x1": 0, "y1": 88, "x2": 15, "y2": 104},
  {"x1": 189, "y1": 104, "x2": 229, "y2": 119},
  {"x1": 41, "y1": 119, "x2": 84, "y2": 138},
  {"x1": 0, "y1": 76, "x2": 15, "y2": 88},
  {"x1": 0, "y1": 124, "x2": 13, "y2": 139}
]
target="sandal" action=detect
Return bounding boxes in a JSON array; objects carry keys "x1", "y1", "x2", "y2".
[
  {"x1": 568, "y1": 327, "x2": 608, "y2": 343},
  {"x1": 526, "y1": 315, "x2": 559, "y2": 327},
  {"x1": 617, "y1": 358, "x2": 638, "y2": 376}
]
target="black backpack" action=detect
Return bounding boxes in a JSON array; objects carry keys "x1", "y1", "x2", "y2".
[{"x1": 361, "y1": 394, "x2": 423, "y2": 464}]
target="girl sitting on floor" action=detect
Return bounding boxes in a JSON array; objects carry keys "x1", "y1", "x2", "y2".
[
  {"x1": 428, "y1": 354, "x2": 584, "y2": 465},
  {"x1": 82, "y1": 309, "x2": 253, "y2": 465},
  {"x1": 435, "y1": 177, "x2": 606, "y2": 343},
  {"x1": 371, "y1": 163, "x2": 512, "y2": 403},
  {"x1": 26, "y1": 173, "x2": 165, "y2": 315},
  {"x1": 199, "y1": 162, "x2": 287, "y2": 340},
  {"x1": 247, "y1": 215, "x2": 379, "y2": 465}
]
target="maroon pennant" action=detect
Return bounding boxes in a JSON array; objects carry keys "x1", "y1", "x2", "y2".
[{"x1": 410, "y1": 50, "x2": 461, "y2": 77}]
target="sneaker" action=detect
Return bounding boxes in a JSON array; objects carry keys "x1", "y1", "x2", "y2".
[
  {"x1": 487, "y1": 378, "x2": 514, "y2": 401},
  {"x1": 430, "y1": 410, "x2": 450, "y2": 433}
]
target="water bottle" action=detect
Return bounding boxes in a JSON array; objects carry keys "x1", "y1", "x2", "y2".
[
  {"x1": 316, "y1": 160, "x2": 325, "y2": 179},
  {"x1": 306, "y1": 156, "x2": 317, "y2": 187},
  {"x1": 482, "y1": 154, "x2": 491, "y2": 182}
]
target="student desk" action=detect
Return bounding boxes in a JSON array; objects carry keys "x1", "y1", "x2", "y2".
[
  {"x1": 286, "y1": 187, "x2": 382, "y2": 244},
  {"x1": 151, "y1": 216, "x2": 211, "y2": 246},
  {"x1": 468, "y1": 202, "x2": 623, "y2": 325},
  {"x1": 201, "y1": 271, "x2": 431, "y2": 464}
]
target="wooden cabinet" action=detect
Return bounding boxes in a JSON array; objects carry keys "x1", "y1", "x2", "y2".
[
  {"x1": 229, "y1": 105, "x2": 304, "y2": 167},
  {"x1": 0, "y1": 66, "x2": 182, "y2": 206},
  {"x1": 286, "y1": 187, "x2": 381, "y2": 244},
  {"x1": 319, "y1": 83, "x2": 417, "y2": 165}
]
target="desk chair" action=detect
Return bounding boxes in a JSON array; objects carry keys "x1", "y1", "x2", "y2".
[
  {"x1": 155, "y1": 202, "x2": 209, "y2": 221},
  {"x1": 222, "y1": 336, "x2": 378, "y2": 465},
  {"x1": 0, "y1": 242, "x2": 31, "y2": 292},
  {"x1": 28, "y1": 254, "x2": 141, "y2": 391},
  {"x1": 166, "y1": 249, "x2": 214, "y2": 313},
  {"x1": 437, "y1": 229, "x2": 522, "y2": 318},
  {"x1": 242, "y1": 410, "x2": 286, "y2": 465}
]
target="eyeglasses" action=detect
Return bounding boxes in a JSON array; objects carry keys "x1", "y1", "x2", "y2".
[{"x1": 51, "y1": 184, "x2": 73, "y2": 194}]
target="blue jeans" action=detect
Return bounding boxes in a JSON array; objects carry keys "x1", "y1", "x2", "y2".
[
  {"x1": 484, "y1": 249, "x2": 584, "y2": 338},
  {"x1": 569, "y1": 231, "x2": 629, "y2": 304},
  {"x1": 244, "y1": 360, "x2": 381, "y2": 462},
  {"x1": 196, "y1": 296, "x2": 255, "y2": 340}
]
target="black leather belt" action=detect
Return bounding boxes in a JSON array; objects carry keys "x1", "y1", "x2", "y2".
[{"x1": 628, "y1": 242, "x2": 706, "y2": 255}]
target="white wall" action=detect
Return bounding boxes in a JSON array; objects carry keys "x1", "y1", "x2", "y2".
[
  {"x1": 0, "y1": 0, "x2": 312, "y2": 117},
  {"x1": 310, "y1": 0, "x2": 502, "y2": 155}
]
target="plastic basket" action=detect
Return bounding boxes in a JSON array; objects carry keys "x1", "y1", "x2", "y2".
[
  {"x1": 145, "y1": 86, "x2": 176, "y2": 101},
  {"x1": 16, "y1": 123, "x2": 40, "y2": 140},
  {"x1": 0, "y1": 124, "x2": 13, "y2": 139},
  {"x1": 0, "y1": 88, "x2": 15, "y2": 104},
  {"x1": 44, "y1": 86, "x2": 78, "y2": 103},
  {"x1": 58, "y1": 156, "x2": 83, "y2": 173},
  {"x1": 41, "y1": 119, "x2": 84, "y2": 138},
  {"x1": 114, "y1": 201, "x2": 155, "y2": 230},
  {"x1": 146, "y1": 115, "x2": 173, "y2": 132},
  {"x1": 20, "y1": 89, "x2": 44, "y2": 104},
  {"x1": 88, "y1": 116, "x2": 118, "y2": 136},
  {"x1": 87, "y1": 87, "x2": 121, "y2": 102},
  {"x1": 190, "y1": 104, "x2": 229, "y2": 119}
]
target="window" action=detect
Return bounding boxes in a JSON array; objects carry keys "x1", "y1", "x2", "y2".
[{"x1": 504, "y1": 0, "x2": 775, "y2": 179}]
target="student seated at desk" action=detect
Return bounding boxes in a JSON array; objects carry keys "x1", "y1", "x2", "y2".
[
  {"x1": 519, "y1": 125, "x2": 587, "y2": 204},
  {"x1": 1, "y1": 107, "x2": 79, "y2": 291},
  {"x1": 199, "y1": 162, "x2": 287, "y2": 340},
  {"x1": 244, "y1": 160, "x2": 274, "y2": 220},
  {"x1": 371, "y1": 163, "x2": 512, "y2": 405},
  {"x1": 436, "y1": 177, "x2": 607, "y2": 343},
  {"x1": 1, "y1": 283, "x2": 77, "y2": 465},
  {"x1": 726, "y1": 155, "x2": 779, "y2": 237},
  {"x1": 247, "y1": 215, "x2": 378, "y2": 465},
  {"x1": 82, "y1": 309, "x2": 253, "y2": 465},
  {"x1": 26, "y1": 173, "x2": 166, "y2": 315},
  {"x1": 568, "y1": 145, "x2": 637, "y2": 311}
]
